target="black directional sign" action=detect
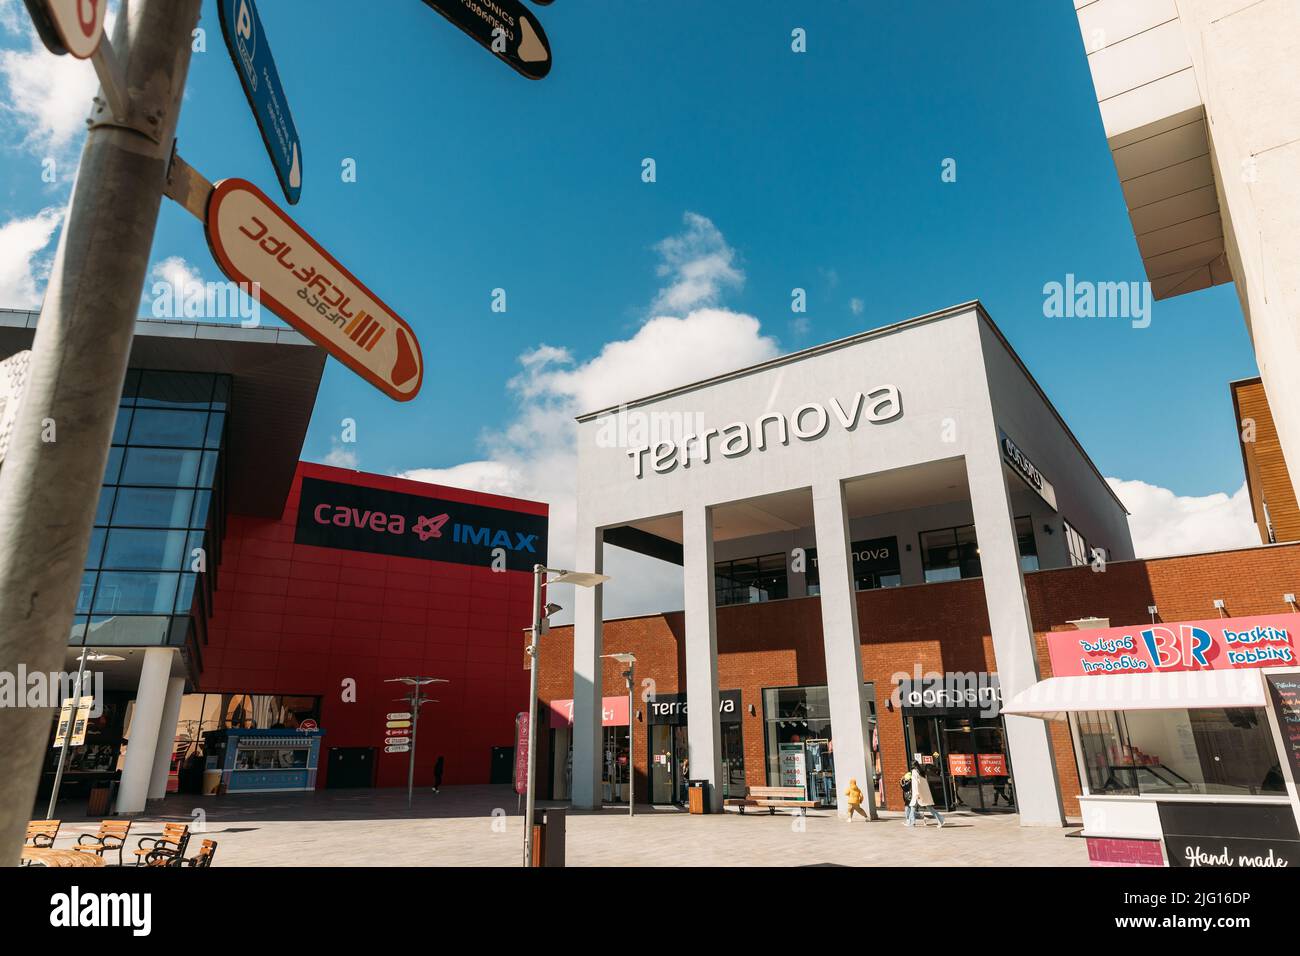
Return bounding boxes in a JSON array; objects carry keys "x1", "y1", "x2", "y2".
[{"x1": 420, "y1": 0, "x2": 552, "y2": 80}]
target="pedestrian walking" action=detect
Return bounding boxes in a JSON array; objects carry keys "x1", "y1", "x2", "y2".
[
  {"x1": 909, "y1": 759, "x2": 944, "y2": 828},
  {"x1": 432, "y1": 754, "x2": 444, "y2": 793},
  {"x1": 900, "y1": 769, "x2": 915, "y2": 826},
  {"x1": 844, "y1": 777, "x2": 870, "y2": 822}
]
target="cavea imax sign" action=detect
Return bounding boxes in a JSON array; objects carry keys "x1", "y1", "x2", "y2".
[{"x1": 626, "y1": 385, "x2": 903, "y2": 478}]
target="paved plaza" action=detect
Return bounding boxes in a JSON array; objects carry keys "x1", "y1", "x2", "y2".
[{"x1": 43, "y1": 786, "x2": 1089, "y2": 866}]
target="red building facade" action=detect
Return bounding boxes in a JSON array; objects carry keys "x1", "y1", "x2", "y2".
[{"x1": 199, "y1": 462, "x2": 546, "y2": 789}]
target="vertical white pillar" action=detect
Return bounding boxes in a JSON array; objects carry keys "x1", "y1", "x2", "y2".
[
  {"x1": 146, "y1": 677, "x2": 186, "y2": 801},
  {"x1": 117, "y1": 647, "x2": 174, "y2": 814},
  {"x1": 682, "y1": 505, "x2": 723, "y2": 811},
  {"x1": 966, "y1": 446, "x2": 1065, "y2": 826},
  {"x1": 571, "y1": 522, "x2": 604, "y2": 809},
  {"x1": 811, "y1": 479, "x2": 877, "y2": 819}
]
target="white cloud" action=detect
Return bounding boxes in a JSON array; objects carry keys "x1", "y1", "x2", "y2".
[
  {"x1": 399, "y1": 213, "x2": 780, "y2": 620},
  {"x1": 1107, "y1": 477, "x2": 1259, "y2": 559},
  {"x1": 649, "y1": 212, "x2": 743, "y2": 315},
  {"x1": 0, "y1": 207, "x2": 62, "y2": 308},
  {"x1": 849, "y1": 297, "x2": 864, "y2": 316},
  {"x1": 0, "y1": 5, "x2": 115, "y2": 155},
  {"x1": 150, "y1": 256, "x2": 203, "y2": 294},
  {"x1": 320, "y1": 439, "x2": 359, "y2": 470}
]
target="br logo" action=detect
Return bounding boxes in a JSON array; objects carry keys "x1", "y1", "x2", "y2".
[{"x1": 1140, "y1": 625, "x2": 1216, "y2": 670}]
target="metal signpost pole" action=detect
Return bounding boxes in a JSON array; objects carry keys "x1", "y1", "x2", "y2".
[
  {"x1": 0, "y1": 0, "x2": 203, "y2": 867},
  {"x1": 407, "y1": 692, "x2": 419, "y2": 809},
  {"x1": 45, "y1": 651, "x2": 87, "y2": 820},
  {"x1": 627, "y1": 661, "x2": 635, "y2": 818},
  {"x1": 523, "y1": 564, "x2": 543, "y2": 868}
]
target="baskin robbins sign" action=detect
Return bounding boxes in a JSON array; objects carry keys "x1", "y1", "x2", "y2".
[
  {"x1": 1047, "y1": 613, "x2": 1300, "y2": 678},
  {"x1": 294, "y1": 476, "x2": 547, "y2": 572}
]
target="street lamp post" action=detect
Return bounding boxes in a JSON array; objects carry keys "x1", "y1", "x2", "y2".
[
  {"x1": 523, "y1": 565, "x2": 609, "y2": 868},
  {"x1": 602, "y1": 653, "x2": 636, "y2": 818}
]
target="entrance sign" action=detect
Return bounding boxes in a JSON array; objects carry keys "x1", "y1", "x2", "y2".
[
  {"x1": 217, "y1": 0, "x2": 303, "y2": 205},
  {"x1": 420, "y1": 0, "x2": 552, "y2": 80},
  {"x1": 205, "y1": 178, "x2": 424, "y2": 401},
  {"x1": 23, "y1": 0, "x2": 106, "y2": 59}
]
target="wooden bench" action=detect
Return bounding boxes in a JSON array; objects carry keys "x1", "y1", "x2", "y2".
[
  {"x1": 133, "y1": 823, "x2": 190, "y2": 867},
  {"x1": 725, "y1": 786, "x2": 817, "y2": 816},
  {"x1": 184, "y1": 839, "x2": 218, "y2": 868},
  {"x1": 25, "y1": 820, "x2": 60, "y2": 848},
  {"x1": 74, "y1": 820, "x2": 132, "y2": 867}
]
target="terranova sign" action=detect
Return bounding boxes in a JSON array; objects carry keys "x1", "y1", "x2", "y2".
[
  {"x1": 206, "y1": 178, "x2": 424, "y2": 402},
  {"x1": 218, "y1": 0, "x2": 303, "y2": 205},
  {"x1": 625, "y1": 385, "x2": 902, "y2": 478}
]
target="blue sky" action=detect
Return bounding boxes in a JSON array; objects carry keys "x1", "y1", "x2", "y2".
[{"x1": 0, "y1": 0, "x2": 1261, "y2": 575}]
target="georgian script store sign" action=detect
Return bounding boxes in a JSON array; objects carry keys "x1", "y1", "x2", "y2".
[
  {"x1": 998, "y1": 429, "x2": 1057, "y2": 510},
  {"x1": 295, "y1": 477, "x2": 547, "y2": 572},
  {"x1": 206, "y1": 179, "x2": 424, "y2": 401}
]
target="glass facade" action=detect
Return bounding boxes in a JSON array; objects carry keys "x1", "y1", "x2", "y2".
[
  {"x1": 1064, "y1": 519, "x2": 1089, "y2": 567},
  {"x1": 762, "y1": 683, "x2": 881, "y2": 808},
  {"x1": 1074, "y1": 708, "x2": 1287, "y2": 797},
  {"x1": 715, "y1": 552, "x2": 789, "y2": 606},
  {"x1": 73, "y1": 370, "x2": 229, "y2": 649},
  {"x1": 920, "y1": 516, "x2": 1038, "y2": 582}
]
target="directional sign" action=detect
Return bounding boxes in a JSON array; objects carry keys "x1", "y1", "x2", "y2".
[
  {"x1": 420, "y1": 0, "x2": 551, "y2": 80},
  {"x1": 218, "y1": 0, "x2": 303, "y2": 205},
  {"x1": 205, "y1": 178, "x2": 424, "y2": 402},
  {"x1": 23, "y1": 0, "x2": 107, "y2": 58},
  {"x1": 387, "y1": 713, "x2": 413, "y2": 721},
  {"x1": 385, "y1": 745, "x2": 411, "y2": 754}
]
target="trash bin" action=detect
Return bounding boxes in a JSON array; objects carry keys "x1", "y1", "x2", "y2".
[
  {"x1": 202, "y1": 769, "x2": 222, "y2": 796},
  {"x1": 530, "y1": 808, "x2": 566, "y2": 867},
  {"x1": 688, "y1": 780, "x2": 711, "y2": 815},
  {"x1": 87, "y1": 782, "x2": 111, "y2": 816}
]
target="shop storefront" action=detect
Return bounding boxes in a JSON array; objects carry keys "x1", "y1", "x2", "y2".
[
  {"x1": 762, "y1": 683, "x2": 881, "y2": 809},
  {"x1": 548, "y1": 696, "x2": 630, "y2": 802},
  {"x1": 897, "y1": 674, "x2": 1014, "y2": 813},
  {"x1": 1006, "y1": 613, "x2": 1300, "y2": 866},
  {"x1": 647, "y1": 690, "x2": 743, "y2": 803}
]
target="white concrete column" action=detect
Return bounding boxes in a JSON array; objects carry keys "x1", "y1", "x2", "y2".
[
  {"x1": 966, "y1": 446, "x2": 1065, "y2": 826},
  {"x1": 810, "y1": 479, "x2": 877, "y2": 820},
  {"x1": 571, "y1": 522, "x2": 604, "y2": 809},
  {"x1": 146, "y1": 677, "x2": 185, "y2": 801},
  {"x1": 117, "y1": 647, "x2": 174, "y2": 814},
  {"x1": 682, "y1": 505, "x2": 723, "y2": 811}
]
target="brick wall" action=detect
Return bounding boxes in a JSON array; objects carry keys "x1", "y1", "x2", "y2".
[{"x1": 535, "y1": 543, "x2": 1300, "y2": 819}]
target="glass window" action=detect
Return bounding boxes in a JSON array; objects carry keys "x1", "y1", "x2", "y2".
[
  {"x1": 111, "y1": 488, "x2": 196, "y2": 528},
  {"x1": 921, "y1": 524, "x2": 981, "y2": 582},
  {"x1": 1064, "y1": 520, "x2": 1089, "y2": 567},
  {"x1": 112, "y1": 407, "x2": 133, "y2": 444},
  {"x1": 76, "y1": 572, "x2": 96, "y2": 613},
  {"x1": 190, "y1": 490, "x2": 213, "y2": 529},
  {"x1": 1016, "y1": 516, "x2": 1039, "y2": 573},
  {"x1": 85, "y1": 614, "x2": 169, "y2": 646},
  {"x1": 135, "y1": 371, "x2": 214, "y2": 408},
  {"x1": 94, "y1": 487, "x2": 116, "y2": 526},
  {"x1": 1075, "y1": 708, "x2": 1286, "y2": 797},
  {"x1": 204, "y1": 412, "x2": 226, "y2": 450},
  {"x1": 92, "y1": 572, "x2": 180, "y2": 614},
  {"x1": 715, "y1": 553, "x2": 788, "y2": 606},
  {"x1": 120, "y1": 447, "x2": 202, "y2": 487},
  {"x1": 102, "y1": 529, "x2": 189, "y2": 569},
  {"x1": 211, "y1": 375, "x2": 231, "y2": 410},
  {"x1": 762, "y1": 683, "x2": 880, "y2": 808},
  {"x1": 102, "y1": 446, "x2": 123, "y2": 484},
  {"x1": 175, "y1": 573, "x2": 197, "y2": 613},
  {"x1": 128, "y1": 408, "x2": 210, "y2": 448},
  {"x1": 85, "y1": 529, "x2": 106, "y2": 569}
]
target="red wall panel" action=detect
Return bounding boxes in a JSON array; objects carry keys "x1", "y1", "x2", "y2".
[{"x1": 199, "y1": 462, "x2": 545, "y2": 789}]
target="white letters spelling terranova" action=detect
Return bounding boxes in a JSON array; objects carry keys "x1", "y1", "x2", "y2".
[{"x1": 626, "y1": 385, "x2": 902, "y2": 478}]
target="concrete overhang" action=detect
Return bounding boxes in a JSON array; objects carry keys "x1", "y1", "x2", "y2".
[
  {"x1": 1074, "y1": 0, "x2": 1232, "y2": 299},
  {"x1": 0, "y1": 310, "x2": 325, "y2": 517}
]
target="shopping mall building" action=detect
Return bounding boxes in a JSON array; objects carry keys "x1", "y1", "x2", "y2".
[
  {"x1": 536, "y1": 300, "x2": 1300, "y2": 865},
  {"x1": 0, "y1": 309, "x2": 547, "y2": 814}
]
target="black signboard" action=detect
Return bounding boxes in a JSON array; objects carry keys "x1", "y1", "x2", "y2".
[
  {"x1": 806, "y1": 536, "x2": 900, "y2": 588},
  {"x1": 648, "y1": 690, "x2": 742, "y2": 726},
  {"x1": 1267, "y1": 672, "x2": 1300, "y2": 785},
  {"x1": 1159, "y1": 801, "x2": 1300, "y2": 868},
  {"x1": 898, "y1": 673, "x2": 1002, "y2": 717},
  {"x1": 420, "y1": 0, "x2": 552, "y2": 80},
  {"x1": 294, "y1": 476, "x2": 547, "y2": 572}
]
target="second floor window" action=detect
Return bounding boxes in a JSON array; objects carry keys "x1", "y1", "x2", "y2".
[{"x1": 715, "y1": 553, "x2": 789, "y2": 606}]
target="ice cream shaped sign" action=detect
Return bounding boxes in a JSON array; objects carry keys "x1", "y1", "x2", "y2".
[{"x1": 205, "y1": 179, "x2": 424, "y2": 402}]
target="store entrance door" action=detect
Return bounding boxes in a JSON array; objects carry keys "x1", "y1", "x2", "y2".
[
  {"x1": 904, "y1": 716, "x2": 1017, "y2": 813},
  {"x1": 649, "y1": 725, "x2": 690, "y2": 805},
  {"x1": 326, "y1": 747, "x2": 374, "y2": 788}
]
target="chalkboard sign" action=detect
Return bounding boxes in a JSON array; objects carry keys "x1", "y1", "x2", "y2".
[{"x1": 1267, "y1": 671, "x2": 1300, "y2": 783}]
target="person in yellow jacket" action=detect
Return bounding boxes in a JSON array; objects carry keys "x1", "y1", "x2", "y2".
[{"x1": 843, "y1": 777, "x2": 869, "y2": 822}]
